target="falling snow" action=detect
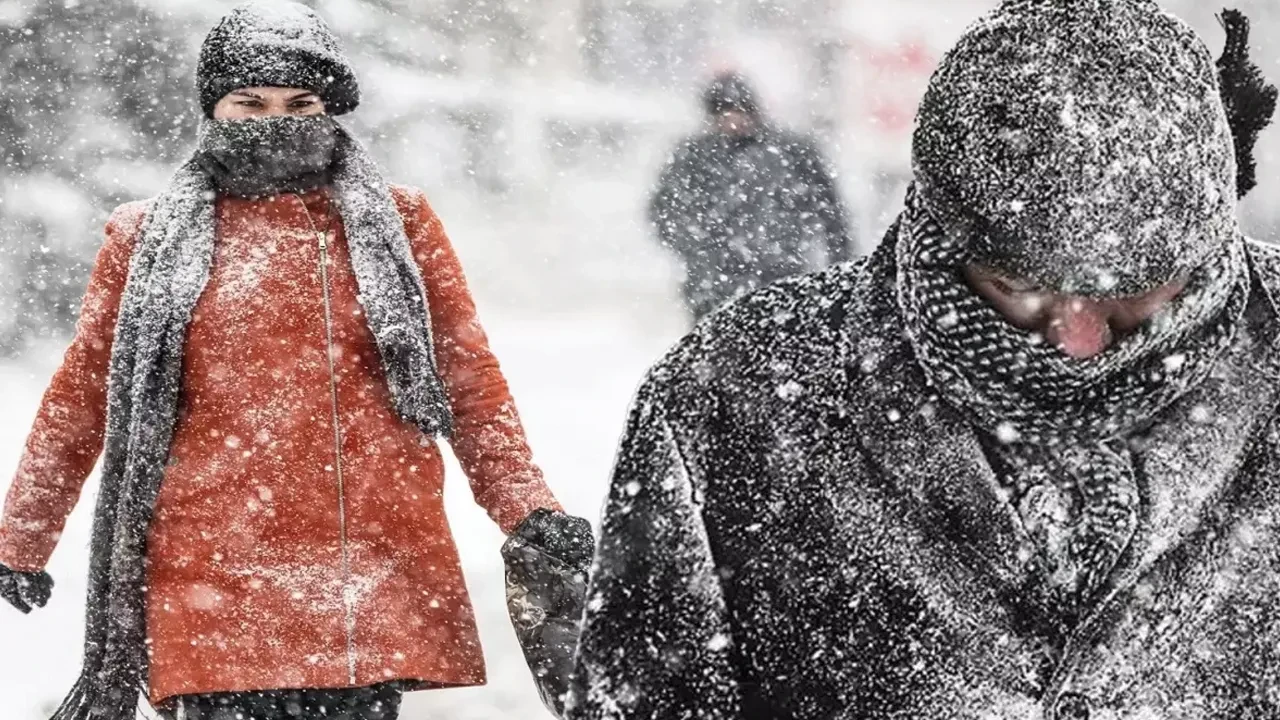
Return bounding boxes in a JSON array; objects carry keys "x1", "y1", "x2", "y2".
[{"x1": 0, "y1": 1, "x2": 1279, "y2": 720}]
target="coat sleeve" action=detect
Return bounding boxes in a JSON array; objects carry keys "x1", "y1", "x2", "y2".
[
  {"x1": 0, "y1": 204, "x2": 141, "y2": 572},
  {"x1": 648, "y1": 142, "x2": 702, "y2": 263},
  {"x1": 397, "y1": 188, "x2": 562, "y2": 535},
  {"x1": 797, "y1": 140, "x2": 853, "y2": 263},
  {"x1": 568, "y1": 376, "x2": 743, "y2": 720}
]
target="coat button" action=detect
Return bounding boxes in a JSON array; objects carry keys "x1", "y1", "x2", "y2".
[{"x1": 1053, "y1": 692, "x2": 1092, "y2": 720}]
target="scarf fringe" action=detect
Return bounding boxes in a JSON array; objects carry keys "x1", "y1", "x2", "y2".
[
  {"x1": 49, "y1": 671, "x2": 140, "y2": 720},
  {"x1": 1217, "y1": 9, "x2": 1278, "y2": 199},
  {"x1": 49, "y1": 672, "x2": 90, "y2": 720}
]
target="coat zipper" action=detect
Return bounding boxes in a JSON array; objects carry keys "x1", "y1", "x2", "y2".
[{"x1": 300, "y1": 196, "x2": 359, "y2": 685}]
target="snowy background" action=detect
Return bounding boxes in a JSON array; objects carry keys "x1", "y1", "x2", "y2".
[{"x1": 1, "y1": 0, "x2": 1278, "y2": 717}]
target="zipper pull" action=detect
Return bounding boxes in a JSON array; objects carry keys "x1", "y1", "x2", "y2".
[{"x1": 317, "y1": 229, "x2": 329, "y2": 251}]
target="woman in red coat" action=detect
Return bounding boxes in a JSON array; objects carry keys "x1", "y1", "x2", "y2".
[{"x1": 0, "y1": 3, "x2": 590, "y2": 719}]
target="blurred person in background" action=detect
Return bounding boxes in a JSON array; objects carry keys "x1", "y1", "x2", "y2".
[
  {"x1": 572, "y1": 3, "x2": 1280, "y2": 719},
  {"x1": 0, "y1": 2, "x2": 591, "y2": 719},
  {"x1": 649, "y1": 72, "x2": 853, "y2": 322}
]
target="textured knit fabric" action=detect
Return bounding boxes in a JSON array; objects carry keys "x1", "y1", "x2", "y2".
[
  {"x1": 0, "y1": 185, "x2": 561, "y2": 709},
  {"x1": 913, "y1": 0, "x2": 1237, "y2": 296},
  {"x1": 895, "y1": 185, "x2": 1251, "y2": 607},
  {"x1": 897, "y1": 186, "x2": 1247, "y2": 444},
  {"x1": 197, "y1": 115, "x2": 339, "y2": 197},
  {"x1": 570, "y1": 237, "x2": 1280, "y2": 719},
  {"x1": 197, "y1": 1, "x2": 360, "y2": 117}
]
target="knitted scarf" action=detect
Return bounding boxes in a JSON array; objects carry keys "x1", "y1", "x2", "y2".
[
  {"x1": 896, "y1": 184, "x2": 1250, "y2": 612},
  {"x1": 51, "y1": 118, "x2": 454, "y2": 720}
]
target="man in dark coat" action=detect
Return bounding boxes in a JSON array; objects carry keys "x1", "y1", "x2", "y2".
[
  {"x1": 572, "y1": 2, "x2": 1280, "y2": 719},
  {"x1": 650, "y1": 72, "x2": 852, "y2": 321}
]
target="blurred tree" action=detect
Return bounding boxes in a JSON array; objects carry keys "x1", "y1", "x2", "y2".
[{"x1": 0, "y1": 0, "x2": 192, "y2": 354}]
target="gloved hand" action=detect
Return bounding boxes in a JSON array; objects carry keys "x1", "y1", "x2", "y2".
[
  {"x1": 502, "y1": 508, "x2": 595, "y2": 718},
  {"x1": 509, "y1": 508, "x2": 594, "y2": 571},
  {"x1": 0, "y1": 563, "x2": 53, "y2": 614}
]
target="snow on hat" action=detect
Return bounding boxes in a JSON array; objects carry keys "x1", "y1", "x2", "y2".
[
  {"x1": 198, "y1": 0, "x2": 360, "y2": 117},
  {"x1": 912, "y1": 0, "x2": 1238, "y2": 296},
  {"x1": 703, "y1": 72, "x2": 761, "y2": 117}
]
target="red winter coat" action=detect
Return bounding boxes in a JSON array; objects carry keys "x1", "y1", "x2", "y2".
[{"x1": 0, "y1": 186, "x2": 561, "y2": 704}]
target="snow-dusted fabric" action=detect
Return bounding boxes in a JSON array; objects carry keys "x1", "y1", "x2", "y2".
[
  {"x1": 913, "y1": 0, "x2": 1238, "y2": 296},
  {"x1": 650, "y1": 127, "x2": 851, "y2": 320},
  {"x1": 198, "y1": 0, "x2": 360, "y2": 116},
  {"x1": 52, "y1": 123, "x2": 452, "y2": 720},
  {"x1": 571, "y1": 236, "x2": 1280, "y2": 719},
  {"x1": 197, "y1": 115, "x2": 338, "y2": 197},
  {"x1": 896, "y1": 185, "x2": 1250, "y2": 606},
  {"x1": 897, "y1": 186, "x2": 1248, "y2": 444}
]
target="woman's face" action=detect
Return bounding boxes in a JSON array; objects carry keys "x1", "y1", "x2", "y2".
[
  {"x1": 964, "y1": 265, "x2": 1189, "y2": 360},
  {"x1": 212, "y1": 87, "x2": 326, "y2": 120}
]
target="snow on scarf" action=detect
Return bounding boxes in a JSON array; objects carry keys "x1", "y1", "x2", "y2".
[
  {"x1": 896, "y1": 184, "x2": 1250, "y2": 613},
  {"x1": 51, "y1": 118, "x2": 453, "y2": 720}
]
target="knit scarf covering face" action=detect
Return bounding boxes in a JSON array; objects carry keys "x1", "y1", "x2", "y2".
[
  {"x1": 896, "y1": 184, "x2": 1250, "y2": 612},
  {"x1": 52, "y1": 121, "x2": 455, "y2": 720},
  {"x1": 196, "y1": 115, "x2": 339, "y2": 197}
]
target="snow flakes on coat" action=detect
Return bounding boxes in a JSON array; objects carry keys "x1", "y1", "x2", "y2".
[
  {"x1": 913, "y1": 0, "x2": 1237, "y2": 296},
  {"x1": 570, "y1": 235, "x2": 1280, "y2": 719}
]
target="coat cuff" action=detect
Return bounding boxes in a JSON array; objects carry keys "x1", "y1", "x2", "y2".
[
  {"x1": 0, "y1": 525, "x2": 55, "y2": 573},
  {"x1": 479, "y1": 478, "x2": 563, "y2": 536}
]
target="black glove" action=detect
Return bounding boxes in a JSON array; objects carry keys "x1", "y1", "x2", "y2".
[
  {"x1": 502, "y1": 509, "x2": 595, "y2": 718},
  {"x1": 0, "y1": 563, "x2": 53, "y2": 614},
  {"x1": 510, "y1": 508, "x2": 594, "y2": 571}
]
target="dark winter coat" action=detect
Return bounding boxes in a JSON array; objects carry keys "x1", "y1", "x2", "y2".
[
  {"x1": 568, "y1": 233, "x2": 1280, "y2": 720},
  {"x1": 649, "y1": 128, "x2": 851, "y2": 319},
  {"x1": 0, "y1": 187, "x2": 561, "y2": 705}
]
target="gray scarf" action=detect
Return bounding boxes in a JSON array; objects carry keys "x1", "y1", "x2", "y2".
[
  {"x1": 896, "y1": 184, "x2": 1250, "y2": 612},
  {"x1": 197, "y1": 115, "x2": 339, "y2": 197},
  {"x1": 52, "y1": 116, "x2": 453, "y2": 720}
]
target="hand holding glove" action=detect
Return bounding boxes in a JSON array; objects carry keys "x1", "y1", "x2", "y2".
[
  {"x1": 502, "y1": 508, "x2": 595, "y2": 717},
  {"x1": 0, "y1": 563, "x2": 53, "y2": 614}
]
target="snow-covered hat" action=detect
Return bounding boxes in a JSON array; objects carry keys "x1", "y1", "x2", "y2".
[
  {"x1": 198, "y1": 0, "x2": 360, "y2": 117},
  {"x1": 912, "y1": 0, "x2": 1238, "y2": 296}
]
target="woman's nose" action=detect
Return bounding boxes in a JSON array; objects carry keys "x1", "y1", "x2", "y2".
[{"x1": 1045, "y1": 298, "x2": 1113, "y2": 359}]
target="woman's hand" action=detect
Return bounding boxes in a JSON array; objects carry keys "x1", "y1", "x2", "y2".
[
  {"x1": 509, "y1": 508, "x2": 594, "y2": 570},
  {"x1": 502, "y1": 509, "x2": 595, "y2": 716},
  {"x1": 0, "y1": 563, "x2": 53, "y2": 614}
]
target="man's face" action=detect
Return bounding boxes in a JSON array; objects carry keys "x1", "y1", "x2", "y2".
[
  {"x1": 964, "y1": 265, "x2": 1190, "y2": 360},
  {"x1": 714, "y1": 110, "x2": 756, "y2": 137}
]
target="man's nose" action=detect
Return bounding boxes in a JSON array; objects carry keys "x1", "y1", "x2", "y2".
[{"x1": 1045, "y1": 297, "x2": 1113, "y2": 359}]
